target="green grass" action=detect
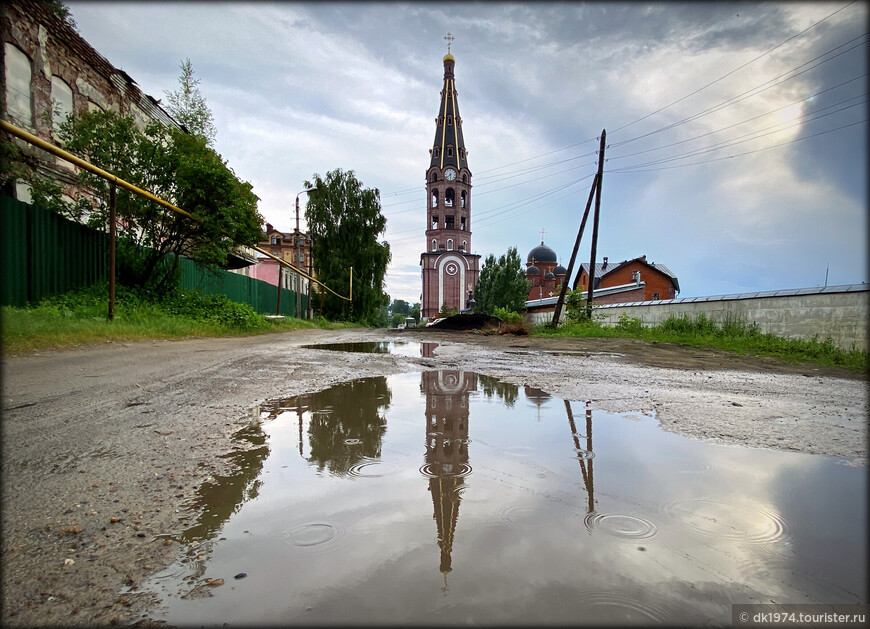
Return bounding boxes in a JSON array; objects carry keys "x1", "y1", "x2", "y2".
[
  {"x1": 1, "y1": 283, "x2": 355, "y2": 356},
  {"x1": 536, "y1": 312, "x2": 868, "y2": 373}
]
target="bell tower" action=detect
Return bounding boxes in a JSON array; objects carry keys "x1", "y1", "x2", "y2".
[{"x1": 420, "y1": 34, "x2": 480, "y2": 321}]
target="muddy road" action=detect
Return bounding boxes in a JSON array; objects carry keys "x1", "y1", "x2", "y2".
[{"x1": 1, "y1": 327, "x2": 867, "y2": 626}]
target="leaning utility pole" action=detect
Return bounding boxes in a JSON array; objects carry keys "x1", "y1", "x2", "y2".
[
  {"x1": 550, "y1": 172, "x2": 599, "y2": 328},
  {"x1": 585, "y1": 130, "x2": 606, "y2": 320}
]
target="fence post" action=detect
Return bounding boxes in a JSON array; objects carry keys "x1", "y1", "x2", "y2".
[{"x1": 108, "y1": 183, "x2": 116, "y2": 321}]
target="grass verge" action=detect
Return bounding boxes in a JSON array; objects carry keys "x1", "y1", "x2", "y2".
[
  {"x1": 535, "y1": 312, "x2": 868, "y2": 373},
  {"x1": 1, "y1": 283, "x2": 356, "y2": 356}
]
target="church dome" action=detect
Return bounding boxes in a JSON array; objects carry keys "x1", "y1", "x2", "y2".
[
  {"x1": 527, "y1": 242, "x2": 557, "y2": 264},
  {"x1": 544, "y1": 271, "x2": 556, "y2": 280},
  {"x1": 526, "y1": 265, "x2": 540, "y2": 275},
  {"x1": 443, "y1": 52, "x2": 455, "y2": 62},
  {"x1": 554, "y1": 264, "x2": 567, "y2": 275}
]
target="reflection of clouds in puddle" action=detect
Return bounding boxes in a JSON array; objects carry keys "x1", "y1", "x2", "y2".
[{"x1": 143, "y1": 370, "x2": 865, "y2": 626}]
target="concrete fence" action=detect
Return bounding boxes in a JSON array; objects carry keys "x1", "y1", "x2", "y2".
[{"x1": 533, "y1": 284, "x2": 869, "y2": 352}]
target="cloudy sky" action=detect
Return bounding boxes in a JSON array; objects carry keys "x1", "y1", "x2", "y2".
[{"x1": 65, "y1": 1, "x2": 867, "y2": 303}]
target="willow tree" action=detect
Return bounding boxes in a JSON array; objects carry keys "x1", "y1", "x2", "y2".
[{"x1": 304, "y1": 169, "x2": 391, "y2": 324}]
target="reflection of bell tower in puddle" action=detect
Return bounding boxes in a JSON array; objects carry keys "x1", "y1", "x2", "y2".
[{"x1": 421, "y1": 370, "x2": 477, "y2": 589}]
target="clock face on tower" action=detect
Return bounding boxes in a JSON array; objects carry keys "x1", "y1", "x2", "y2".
[{"x1": 444, "y1": 168, "x2": 456, "y2": 181}]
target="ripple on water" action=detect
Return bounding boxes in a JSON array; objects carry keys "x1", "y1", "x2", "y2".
[
  {"x1": 496, "y1": 503, "x2": 537, "y2": 526},
  {"x1": 573, "y1": 448, "x2": 595, "y2": 460},
  {"x1": 418, "y1": 462, "x2": 473, "y2": 478},
  {"x1": 572, "y1": 591, "x2": 673, "y2": 623},
  {"x1": 583, "y1": 512, "x2": 658, "y2": 540},
  {"x1": 285, "y1": 523, "x2": 340, "y2": 550},
  {"x1": 664, "y1": 498, "x2": 787, "y2": 544},
  {"x1": 347, "y1": 459, "x2": 400, "y2": 478}
]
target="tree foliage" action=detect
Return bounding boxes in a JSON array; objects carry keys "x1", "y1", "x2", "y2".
[
  {"x1": 52, "y1": 110, "x2": 262, "y2": 292},
  {"x1": 388, "y1": 299, "x2": 410, "y2": 316},
  {"x1": 304, "y1": 169, "x2": 391, "y2": 324},
  {"x1": 164, "y1": 59, "x2": 217, "y2": 146},
  {"x1": 474, "y1": 246, "x2": 531, "y2": 315}
]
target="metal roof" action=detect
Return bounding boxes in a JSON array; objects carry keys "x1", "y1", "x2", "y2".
[{"x1": 592, "y1": 283, "x2": 868, "y2": 308}]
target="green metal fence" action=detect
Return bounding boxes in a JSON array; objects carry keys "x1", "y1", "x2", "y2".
[{"x1": 1, "y1": 195, "x2": 307, "y2": 316}]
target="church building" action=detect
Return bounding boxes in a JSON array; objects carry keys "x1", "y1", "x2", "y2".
[{"x1": 420, "y1": 38, "x2": 480, "y2": 320}]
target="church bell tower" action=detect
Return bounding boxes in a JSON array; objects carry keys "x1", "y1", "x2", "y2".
[{"x1": 420, "y1": 34, "x2": 480, "y2": 320}]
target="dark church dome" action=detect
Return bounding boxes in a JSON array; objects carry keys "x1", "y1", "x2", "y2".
[
  {"x1": 554, "y1": 264, "x2": 567, "y2": 275},
  {"x1": 526, "y1": 265, "x2": 540, "y2": 275},
  {"x1": 544, "y1": 272, "x2": 555, "y2": 280},
  {"x1": 527, "y1": 242, "x2": 557, "y2": 264}
]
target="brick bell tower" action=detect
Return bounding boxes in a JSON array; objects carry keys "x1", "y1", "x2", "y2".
[{"x1": 420, "y1": 34, "x2": 480, "y2": 321}]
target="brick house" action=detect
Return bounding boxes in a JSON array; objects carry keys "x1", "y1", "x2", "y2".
[
  {"x1": 233, "y1": 222, "x2": 314, "y2": 295},
  {"x1": 573, "y1": 255, "x2": 680, "y2": 303}
]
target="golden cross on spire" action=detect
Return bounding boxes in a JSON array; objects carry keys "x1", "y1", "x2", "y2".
[
  {"x1": 444, "y1": 32, "x2": 455, "y2": 53},
  {"x1": 540, "y1": 228, "x2": 546, "y2": 243}
]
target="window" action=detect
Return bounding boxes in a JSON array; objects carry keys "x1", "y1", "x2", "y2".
[
  {"x1": 431, "y1": 215, "x2": 439, "y2": 229},
  {"x1": 447, "y1": 116, "x2": 453, "y2": 125},
  {"x1": 462, "y1": 240, "x2": 468, "y2": 251},
  {"x1": 460, "y1": 216, "x2": 466, "y2": 231},
  {"x1": 270, "y1": 235, "x2": 282, "y2": 245},
  {"x1": 433, "y1": 148, "x2": 440, "y2": 158},
  {"x1": 460, "y1": 191, "x2": 467, "y2": 209},
  {"x1": 432, "y1": 239, "x2": 437, "y2": 251},
  {"x1": 50, "y1": 77, "x2": 74, "y2": 135},
  {"x1": 445, "y1": 188, "x2": 455, "y2": 207},
  {"x1": 445, "y1": 215, "x2": 455, "y2": 229},
  {"x1": 431, "y1": 172, "x2": 438, "y2": 182},
  {"x1": 5, "y1": 44, "x2": 32, "y2": 124},
  {"x1": 447, "y1": 146, "x2": 454, "y2": 157},
  {"x1": 447, "y1": 239, "x2": 454, "y2": 250},
  {"x1": 652, "y1": 292, "x2": 660, "y2": 300},
  {"x1": 431, "y1": 190, "x2": 438, "y2": 208},
  {"x1": 462, "y1": 174, "x2": 467, "y2": 183}
]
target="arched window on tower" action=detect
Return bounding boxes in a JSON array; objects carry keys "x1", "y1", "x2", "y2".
[
  {"x1": 445, "y1": 188, "x2": 454, "y2": 207},
  {"x1": 433, "y1": 147, "x2": 440, "y2": 158},
  {"x1": 431, "y1": 189, "x2": 439, "y2": 208},
  {"x1": 431, "y1": 215, "x2": 438, "y2": 229},
  {"x1": 462, "y1": 174, "x2": 467, "y2": 183},
  {"x1": 460, "y1": 216, "x2": 466, "y2": 231},
  {"x1": 431, "y1": 239, "x2": 437, "y2": 251},
  {"x1": 447, "y1": 146, "x2": 454, "y2": 157},
  {"x1": 447, "y1": 239, "x2": 454, "y2": 251},
  {"x1": 460, "y1": 191, "x2": 467, "y2": 209},
  {"x1": 431, "y1": 172, "x2": 438, "y2": 182},
  {"x1": 447, "y1": 116, "x2": 453, "y2": 125},
  {"x1": 462, "y1": 240, "x2": 468, "y2": 251}
]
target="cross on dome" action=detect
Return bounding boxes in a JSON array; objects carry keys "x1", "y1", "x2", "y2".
[{"x1": 444, "y1": 32, "x2": 455, "y2": 54}]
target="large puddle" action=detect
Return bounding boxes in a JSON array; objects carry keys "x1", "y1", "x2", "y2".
[{"x1": 144, "y1": 369, "x2": 867, "y2": 625}]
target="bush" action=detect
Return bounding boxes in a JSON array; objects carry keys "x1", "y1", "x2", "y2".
[
  {"x1": 614, "y1": 313, "x2": 645, "y2": 334},
  {"x1": 158, "y1": 290, "x2": 268, "y2": 330},
  {"x1": 492, "y1": 307, "x2": 523, "y2": 324}
]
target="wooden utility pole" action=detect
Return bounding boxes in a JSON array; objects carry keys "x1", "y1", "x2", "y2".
[
  {"x1": 550, "y1": 172, "x2": 599, "y2": 328},
  {"x1": 585, "y1": 130, "x2": 606, "y2": 320}
]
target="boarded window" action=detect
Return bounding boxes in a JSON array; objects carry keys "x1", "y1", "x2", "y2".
[
  {"x1": 5, "y1": 44, "x2": 32, "y2": 124},
  {"x1": 51, "y1": 77, "x2": 74, "y2": 134}
]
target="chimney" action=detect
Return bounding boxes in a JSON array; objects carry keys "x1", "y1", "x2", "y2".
[
  {"x1": 602, "y1": 256, "x2": 608, "y2": 269},
  {"x1": 265, "y1": 222, "x2": 273, "y2": 233}
]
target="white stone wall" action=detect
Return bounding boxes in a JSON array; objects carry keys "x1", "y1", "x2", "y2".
[{"x1": 591, "y1": 287, "x2": 869, "y2": 352}]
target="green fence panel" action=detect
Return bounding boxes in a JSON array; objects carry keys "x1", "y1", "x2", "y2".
[
  {"x1": 2, "y1": 195, "x2": 308, "y2": 316},
  {"x1": 1, "y1": 195, "x2": 108, "y2": 307}
]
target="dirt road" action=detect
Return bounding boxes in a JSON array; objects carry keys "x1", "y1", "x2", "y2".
[{"x1": 2, "y1": 327, "x2": 867, "y2": 626}]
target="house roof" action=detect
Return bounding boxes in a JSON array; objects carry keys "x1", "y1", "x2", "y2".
[{"x1": 573, "y1": 255, "x2": 680, "y2": 293}]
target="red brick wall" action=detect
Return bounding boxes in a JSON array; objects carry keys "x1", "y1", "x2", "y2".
[{"x1": 577, "y1": 262, "x2": 675, "y2": 301}]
